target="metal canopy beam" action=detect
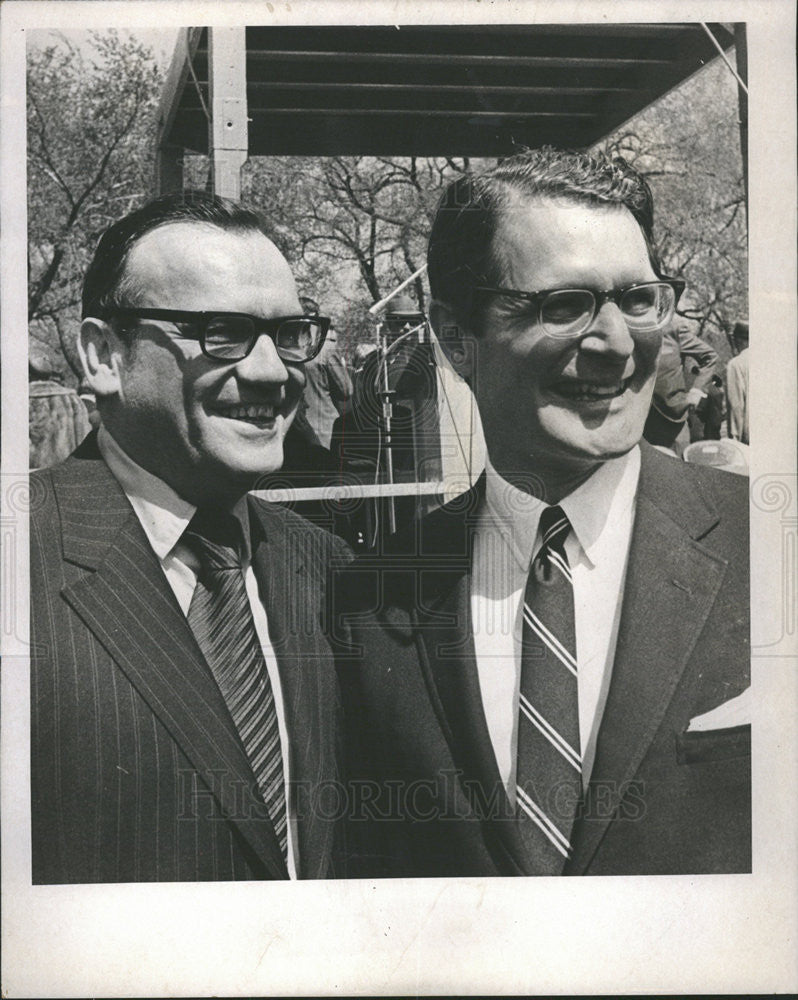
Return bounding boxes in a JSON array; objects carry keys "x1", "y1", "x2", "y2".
[{"x1": 157, "y1": 23, "x2": 737, "y2": 173}]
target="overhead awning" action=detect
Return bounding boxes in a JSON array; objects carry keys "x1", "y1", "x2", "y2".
[{"x1": 158, "y1": 22, "x2": 736, "y2": 163}]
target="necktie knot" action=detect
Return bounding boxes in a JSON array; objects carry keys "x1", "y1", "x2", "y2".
[
  {"x1": 538, "y1": 505, "x2": 570, "y2": 553},
  {"x1": 183, "y1": 508, "x2": 244, "y2": 573},
  {"x1": 534, "y1": 505, "x2": 571, "y2": 582}
]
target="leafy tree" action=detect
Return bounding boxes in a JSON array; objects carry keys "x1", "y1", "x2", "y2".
[
  {"x1": 240, "y1": 155, "x2": 477, "y2": 347},
  {"x1": 27, "y1": 30, "x2": 162, "y2": 382},
  {"x1": 598, "y1": 56, "x2": 747, "y2": 360}
]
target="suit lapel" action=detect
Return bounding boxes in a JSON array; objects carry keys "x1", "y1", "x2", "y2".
[
  {"x1": 248, "y1": 498, "x2": 338, "y2": 879},
  {"x1": 568, "y1": 445, "x2": 729, "y2": 873},
  {"x1": 410, "y1": 488, "x2": 527, "y2": 874},
  {"x1": 55, "y1": 449, "x2": 288, "y2": 879}
]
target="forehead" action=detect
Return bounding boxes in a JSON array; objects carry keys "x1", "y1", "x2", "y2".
[
  {"x1": 122, "y1": 221, "x2": 299, "y2": 314},
  {"x1": 492, "y1": 194, "x2": 654, "y2": 288}
]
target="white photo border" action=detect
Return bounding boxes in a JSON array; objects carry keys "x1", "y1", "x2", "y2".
[{"x1": 2, "y1": 1, "x2": 796, "y2": 996}]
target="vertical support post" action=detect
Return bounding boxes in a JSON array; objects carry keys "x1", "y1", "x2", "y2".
[
  {"x1": 154, "y1": 28, "x2": 204, "y2": 195},
  {"x1": 208, "y1": 27, "x2": 248, "y2": 200}
]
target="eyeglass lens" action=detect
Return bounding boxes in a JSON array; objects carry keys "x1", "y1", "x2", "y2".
[
  {"x1": 540, "y1": 283, "x2": 675, "y2": 336},
  {"x1": 203, "y1": 316, "x2": 322, "y2": 361}
]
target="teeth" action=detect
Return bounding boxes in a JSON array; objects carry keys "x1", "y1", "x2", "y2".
[
  {"x1": 219, "y1": 405, "x2": 275, "y2": 420},
  {"x1": 557, "y1": 380, "x2": 627, "y2": 400}
]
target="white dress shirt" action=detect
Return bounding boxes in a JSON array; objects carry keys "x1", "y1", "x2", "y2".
[
  {"x1": 98, "y1": 427, "x2": 299, "y2": 878},
  {"x1": 471, "y1": 446, "x2": 641, "y2": 801}
]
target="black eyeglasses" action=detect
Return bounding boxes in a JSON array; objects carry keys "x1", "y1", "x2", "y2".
[
  {"x1": 473, "y1": 279, "x2": 685, "y2": 339},
  {"x1": 100, "y1": 307, "x2": 330, "y2": 363}
]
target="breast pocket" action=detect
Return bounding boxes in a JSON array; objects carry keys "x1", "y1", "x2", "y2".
[{"x1": 675, "y1": 724, "x2": 751, "y2": 765}]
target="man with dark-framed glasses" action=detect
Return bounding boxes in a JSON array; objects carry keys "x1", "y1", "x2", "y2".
[
  {"x1": 337, "y1": 147, "x2": 750, "y2": 877},
  {"x1": 30, "y1": 191, "x2": 352, "y2": 883}
]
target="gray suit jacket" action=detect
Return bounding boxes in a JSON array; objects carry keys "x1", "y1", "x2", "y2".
[
  {"x1": 31, "y1": 435, "x2": 352, "y2": 883},
  {"x1": 336, "y1": 443, "x2": 750, "y2": 876}
]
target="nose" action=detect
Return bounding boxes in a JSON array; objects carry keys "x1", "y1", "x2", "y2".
[
  {"x1": 579, "y1": 299, "x2": 636, "y2": 360},
  {"x1": 233, "y1": 332, "x2": 290, "y2": 385}
]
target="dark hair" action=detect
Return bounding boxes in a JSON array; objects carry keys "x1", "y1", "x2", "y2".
[
  {"x1": 81, "y1": 190, "x2": 274, "y2": 319},
  {"x1": 732, "y1": 320, "x2": 749, "y2": 342},
  {"x1": 427, "y1": 146, "x2": 659, "y2": 327}
]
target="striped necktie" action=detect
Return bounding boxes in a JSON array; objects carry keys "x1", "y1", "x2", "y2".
[
  {"x1": 516, "y1": 504, "x2": 582, "y2": 874},
  {"x1": 184, "y1": 508, "x2": 288, "y2": 860}
]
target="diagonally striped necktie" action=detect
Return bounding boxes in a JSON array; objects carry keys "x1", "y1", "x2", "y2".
[
  {"x1": 516, "y1": 504, "x2": 582, "y2": 874},
  {"x1": 184, "y1": 508, "x2": 288, "y2": 860}
]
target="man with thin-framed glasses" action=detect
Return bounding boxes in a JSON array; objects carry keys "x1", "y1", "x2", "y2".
[
  {"x1": 336, "y1": 147, "x2": 750, "y2": 877},
  {"x1": 30, "y1": 191, "x2": 352, "y2": 883}
]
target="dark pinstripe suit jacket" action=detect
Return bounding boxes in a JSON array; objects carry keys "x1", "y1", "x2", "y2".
[{"x1": 30, "y1": 436, "x2": 352, "y2": 883}]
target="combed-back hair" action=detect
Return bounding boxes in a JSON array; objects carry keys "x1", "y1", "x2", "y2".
[
  {"x1": 81, "y1": 190, "x2": 274, "y2": 319},
  {"x1": 427, "y1": 146, "x2": 660, "y2": 328}
]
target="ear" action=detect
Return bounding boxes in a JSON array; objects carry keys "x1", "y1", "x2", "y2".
[
  {"x1": 77, "y1": 318, "x2": 123, "y2": 399},
  {"x1": 429, "y1": 299, "x2": 476, "y2": 382}
]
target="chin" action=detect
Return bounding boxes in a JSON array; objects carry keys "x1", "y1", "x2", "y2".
[
  {"x1": 553, "y1": 412, "x2": 645, "y2": 458},
  {"x1": 235, "y1": 450, "x2": 286, "y2": 482},
  {"x1": 572, "y1": 436, "x2": 640, "y2": 463},
  {"x1": 205, "y1": 449, "x2": 286, "y2": 497}
]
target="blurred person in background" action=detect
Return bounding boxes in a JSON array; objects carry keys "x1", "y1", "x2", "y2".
[
  {"x1": 692, "y1": 372, "x2": 725, "y2": 441},
  {"x1": 281, "y1": 296, "x2": 353, "y2": 490},
  {"x1": 725, "y1": 320, "x2": 749, "y2": 444},
  {"x1": 291, "y1": 295, "x2": 353, "y2": 453},
  {"x1": 643, "y1": 316, "x2": 718, "y2": 453}
]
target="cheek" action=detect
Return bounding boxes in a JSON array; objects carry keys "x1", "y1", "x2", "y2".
[
  {"x1": 478, "y1": 332, "x2": 535, "y2": 382},
  {"x1": 122, "y1": 362, "x2": 174, "y2": 413}
]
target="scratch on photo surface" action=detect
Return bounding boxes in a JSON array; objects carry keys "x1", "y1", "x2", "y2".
[
  {"x1": 389, "y1": 881, "x2": 450, "y2": 979},
  {"x1": 256, "y1": 932, "x2": 282, "y2": 969}
]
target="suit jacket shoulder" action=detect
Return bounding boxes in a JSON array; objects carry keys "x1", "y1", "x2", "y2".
[
  {"x1": 638, "y1": 440, "x2": 748, "y2": 536},
  {"x1": 634, "y1": 443, "x2": 750, "y2": 667},
  {"x1": 248, "y1": 494, "x2": 354, "y2": 569}
]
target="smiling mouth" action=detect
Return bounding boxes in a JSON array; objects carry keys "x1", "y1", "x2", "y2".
[
  {"x1": 552, "y1": 378, "x2": 631, "y2": 402},
  {"x1": 211, "y1": 403, "x2": 280, "y2": 426}
]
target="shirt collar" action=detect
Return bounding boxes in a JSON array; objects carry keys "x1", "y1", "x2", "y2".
[
  {"x1": 558, "y1": 446, "x2": 640, "y2": 566},
  {"x1": 97, "y1": 425, "x2": 252, "y2": 562},
  {"x1": 483, "y1": 457, "x2": 546, "y2": 570},
  {"x1": 483, "y1": 445, "x2": 641, "y2": 569}
]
